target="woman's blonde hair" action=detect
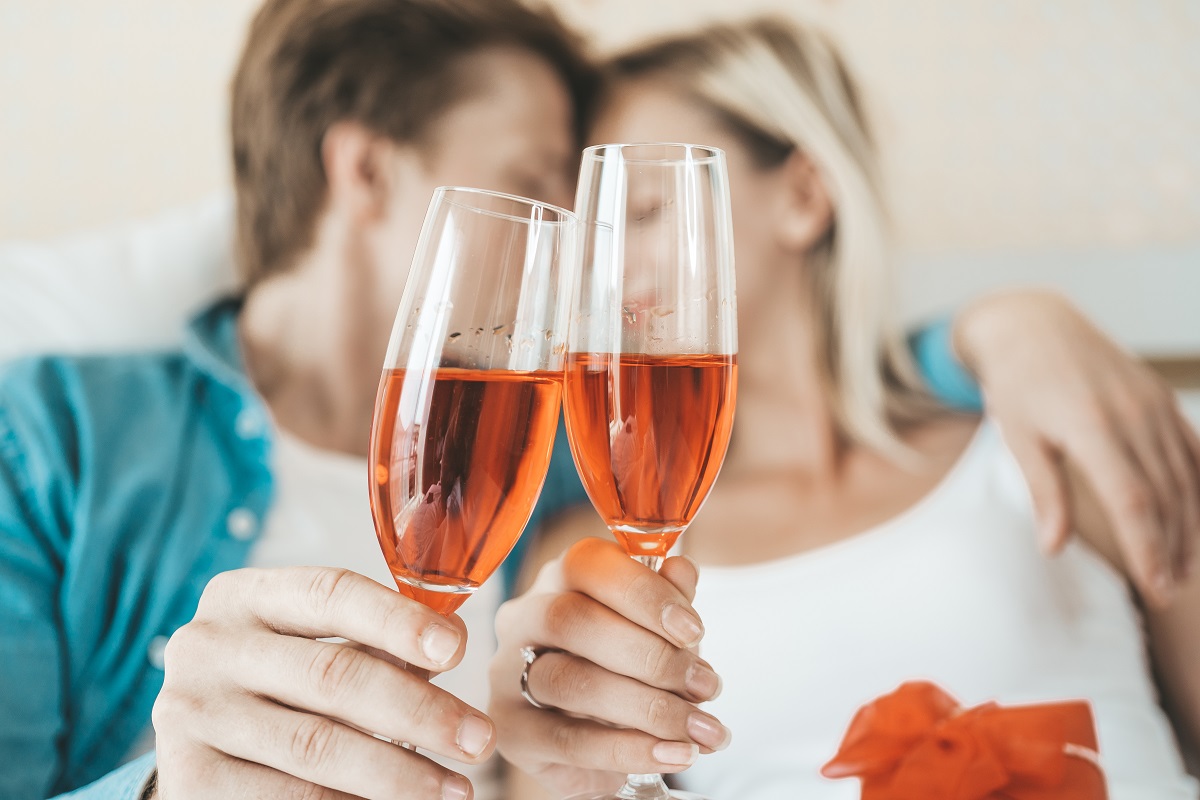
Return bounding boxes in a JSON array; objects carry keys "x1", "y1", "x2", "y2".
[{"x1": 610, "y1": 17, "x2": 936, "y2": 458}]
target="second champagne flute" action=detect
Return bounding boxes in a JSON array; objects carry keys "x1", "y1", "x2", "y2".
[{"x1": 563, "y1": 143, "x2": 738, "y2": 800}]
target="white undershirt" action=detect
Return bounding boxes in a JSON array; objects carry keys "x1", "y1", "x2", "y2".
[{"x1": 131, "y1": 425, "x2": 504, "y2": 798}]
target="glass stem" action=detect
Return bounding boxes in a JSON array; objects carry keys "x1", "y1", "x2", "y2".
[
  {"x1": 620, "y1": 556, "x2": 672, "y2": 799},
  {"x1": 635, "y1": 554, "x2": 664, "y2": 572},
  {"x1": 615, "y1": 773, "x2": 672, "y2": 800}
]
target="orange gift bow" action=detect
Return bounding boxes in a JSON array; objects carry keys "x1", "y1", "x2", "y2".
[{"x1": 821, "y1": 681, "x2": 1108, "y2": 800}]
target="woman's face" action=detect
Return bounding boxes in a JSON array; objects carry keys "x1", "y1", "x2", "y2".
[{"x1": 589, "y1": 78, "x2": 817, "y2": 312}]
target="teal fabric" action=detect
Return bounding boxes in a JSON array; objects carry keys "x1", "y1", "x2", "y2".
[
  {"x1": 0, "y1": 300, "x2": 270, "y2": 799},
  {"x1": 0, "y1": 299, "x2": 977, "y2": 799},
  {"x1": 909, "y1": 317, "x2": 984, "y2": 411}
]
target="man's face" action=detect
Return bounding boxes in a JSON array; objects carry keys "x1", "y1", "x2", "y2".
[{"x1": 366, "y1": 46, "x2": 577, "y2": 305}]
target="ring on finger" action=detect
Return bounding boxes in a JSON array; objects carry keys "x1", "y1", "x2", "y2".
[{"x1": 520, "y1": 646, "x2": 561, "y2": 711}]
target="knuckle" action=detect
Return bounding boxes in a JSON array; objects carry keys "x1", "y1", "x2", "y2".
[
  {"x1": 1115, "y1": 482, "x2": 1155, "y2": 518},
  {"x1": 403, "y1": 679, "x2": 444, "y2": 730},
  {"x1": 288, "y1": 715, "x2": 340, "y2": 767},
  {"x1": 620, "y1": 570, "x2": 660, "y2": 612},
  {"x1": 541, "y1": 656, "x2": 589, "y2": 705},
  {"x1": 403, "y1": 765, "x2": 450, "y2": 800},
  {"x1": 606, "y1": 731, "x2": 643, "y2": 771},
  {"x1": 162, "y1": 622, "x2": 214, "y2": 675},
  {"x1": 308, "y1": 644, "x2": 366, "y2": 700},
  {"x1": 543, "y1": 593, "x2": 586, "y2": 643},
  {"x1": 552, "y1": 721, "x2": 585, "y2": 762},
  {"x1": 196, "y1": 570, "x2": 239, "y2": 614},
  {"x1": 152, "y1": 688, "x2": 204, "y2": 736},
  {"x1": 640, "y1": 643, "x2": 677, "y2": 686},
  {"x1": 305, "y1": 568, "x2": 357, "y2": 614},
  {"x1": 1112, "y1": 392, "x2": 1144, "y2": 424},
  {"x1": 1076, "y1": 401, "x2": 1111, "y2": 433},
  {"x1": 377, "y1": 598, "x2": 422, "y2": 649},
  {"x1": 645, "y1": 693, "x2": 673, "y2": 730},
  {"x1": 290, "y1": 781, "x2": 335, "y2": 800}
]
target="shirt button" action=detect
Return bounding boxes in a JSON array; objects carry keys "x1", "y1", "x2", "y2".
[
  {"x1": 235, "y1": 408, "x2": 266, "y2": 440},
  {"x1": 226, "y1": 508, "x2": 258, "y2": 540},
  {"x1": 148, "y1": 635, "x2": 169, "y2": 670}
]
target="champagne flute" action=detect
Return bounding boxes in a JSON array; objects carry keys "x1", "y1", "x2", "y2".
[
  {"x1": 563, "y1": 144, "x2": 737, "y2": 800},
  {"x1": 369, "y1": 186, "x2": 576, "y2": 685}
]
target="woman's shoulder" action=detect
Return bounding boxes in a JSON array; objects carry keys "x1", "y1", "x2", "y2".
[{"x1": 898, "y1": 410, "x2": 985, "y2": 469}]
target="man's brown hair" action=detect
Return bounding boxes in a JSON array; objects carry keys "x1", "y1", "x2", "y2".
[{"x1": 230, "y1": 0, "x2": 594, "y2": 287}]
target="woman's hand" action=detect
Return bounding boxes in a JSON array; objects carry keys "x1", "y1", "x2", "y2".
[
  {"x1": 151, "y1": 567, "x2": 495, "y2": 800},
  {"x1": 489, "y1": 538, "x2": 729, "y2": 798},
  {"x1": 953, "y1": 291, "x2": 1200, "y2": 607}
]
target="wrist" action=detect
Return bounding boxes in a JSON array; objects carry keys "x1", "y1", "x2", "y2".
[{"x1": 952, "y1": 290, "x2": 1070, "y2": 381}]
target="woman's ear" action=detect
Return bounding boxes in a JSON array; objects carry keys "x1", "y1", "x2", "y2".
[
  {"x1": 775, "y1": 150, "x2": 834, "y2": 253},
  {"x1": 321, "y1": 121, "x2": 399, "y2": 224}
]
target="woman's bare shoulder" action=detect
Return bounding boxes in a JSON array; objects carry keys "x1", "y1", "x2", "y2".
[{"x1": 900, "y1": 410, "x2": 984, "y2": 468}]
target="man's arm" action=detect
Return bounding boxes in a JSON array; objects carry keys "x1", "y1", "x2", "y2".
[
  {"x1": 948, "y1": 291, "x2": 1199, "y2": 608},
  {"x1": 0, "y1": 370, "x2": 79, "y2": 798}
]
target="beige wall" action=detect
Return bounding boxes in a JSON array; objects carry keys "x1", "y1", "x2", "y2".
[{"x1": 1, "y1": 0, "x2": 1198, "y2": 253}]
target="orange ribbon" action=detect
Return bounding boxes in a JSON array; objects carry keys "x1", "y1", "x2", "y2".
[{"x1": 821, "y1": 681, "x2": 1108, "y2": 800}]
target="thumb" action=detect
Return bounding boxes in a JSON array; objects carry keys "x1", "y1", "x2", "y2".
[
  {"x1": 1008, "y1": 434, "x2": 1072, "y2": 555},
  {"x1": 660, "y1": 555, "x2": 700, "y2": 604}
]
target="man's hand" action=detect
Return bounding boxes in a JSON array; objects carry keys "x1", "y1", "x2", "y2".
[
  {"x1": 152, "y1": 567, "x2": 495, "y2": 799},
  {"x1": 954, "y1": 291, "x2": 1199, "y2": 607}
]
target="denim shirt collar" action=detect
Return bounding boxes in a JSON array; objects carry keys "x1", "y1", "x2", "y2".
[
  {"x1": 182, "y1": 297, "x2": 251, "y2": 391},
  {"x1": 181, "y1": 296, "x2": 276, "y2": 449}
]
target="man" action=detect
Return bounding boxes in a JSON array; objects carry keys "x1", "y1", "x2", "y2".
[
  {"x1": 0, "y1": 2, "x2": 592, "y2": 799},
  {"x1": 0, "y1": 1, "x2": 1195, "y2": 799}
]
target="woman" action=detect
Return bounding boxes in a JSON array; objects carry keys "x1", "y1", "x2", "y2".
[{"x1": 489, "y1": 18, "x2": 1200, "y2": 799}]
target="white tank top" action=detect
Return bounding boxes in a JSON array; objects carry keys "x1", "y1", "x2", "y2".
[{"x1": 678, "y1": 422, "x2": 1197, "y2": 800}]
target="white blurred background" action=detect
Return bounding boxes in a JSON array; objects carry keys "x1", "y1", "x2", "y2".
[{"x1": 0, "y1": 0, "x2": 1197, "y2": 406}]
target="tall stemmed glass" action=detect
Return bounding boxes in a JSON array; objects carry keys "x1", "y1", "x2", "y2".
[
  {"x1": 563, "y1": 144, "x2": 737, "y2": 800},
  {"x1": 369, "y1": 187, "x2": 575, "y2": 684}
]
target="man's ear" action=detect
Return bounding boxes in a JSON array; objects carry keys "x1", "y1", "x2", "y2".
[
  {"x1": 774, "y1": 150, "x2": 835, "y2": 254},
  {"x1": 321, "y1": 121, "x2": 395, "y2": 224}
]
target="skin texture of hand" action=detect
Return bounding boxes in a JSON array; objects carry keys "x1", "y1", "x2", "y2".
[
  {"x1": 150, "y1": 567, "x2": 495, "y2": 800},
  {"x1": 953, "y1": 290, "x2": 1200, "y2": 608},
  {"x1": 489, "y1": 538, "x2": 729, "y2": 798}
]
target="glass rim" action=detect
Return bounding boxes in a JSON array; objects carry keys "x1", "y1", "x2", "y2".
[
  {"x1": 436, "y1": 186, "x2": 577, "y2": 225},
  {"x1": 581, "y1": 142, "x2": 726, "y2": 165}
]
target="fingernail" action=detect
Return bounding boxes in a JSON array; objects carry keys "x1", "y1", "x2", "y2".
[
  {"x1": 442, "y1": 773, "x2": 471, "y2": 800},
  {"x1": 662, "y1": 603, "x2": 704, "y2": 648},
  {"x1": 653, "y1": 741, "x2": 699, "y2": 767},
  {"x1": 685, "y1": 660, "x2": 721, "y2": 701},
  {"x1": 686, "y1": 712, "x2": 730, "y2": 751},
  {"x1": 421, "y1": 623, "x2": 461, "y2": 667},
  {"x1": 456, "y1": 714, "x2": 494, "y2": 758}
]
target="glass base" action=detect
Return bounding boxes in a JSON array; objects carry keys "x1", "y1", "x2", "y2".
[
  {"x1": 565, "y1": 792, "x2": 707, "y2": 800},
  {"x1": 565, "y1": 774, "x2": 708, "y2": 800}
]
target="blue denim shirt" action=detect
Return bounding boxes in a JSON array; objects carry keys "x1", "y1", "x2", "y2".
[{"x1": 0, "y1": 300, "x2": 976, "y2": 800}]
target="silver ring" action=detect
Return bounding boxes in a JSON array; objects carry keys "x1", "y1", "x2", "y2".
[{"x1": 519, "y1": 646, "x2": 559, "y2": 711}]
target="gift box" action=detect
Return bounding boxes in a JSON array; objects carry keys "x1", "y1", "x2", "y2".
[{"x1": 821, "y1": 681, "x2": 1108, "y2": 800}]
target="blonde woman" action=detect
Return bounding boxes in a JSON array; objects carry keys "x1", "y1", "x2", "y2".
[{"x1": 489, "y1": 18, "x2": 1200, "y2": 800}]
